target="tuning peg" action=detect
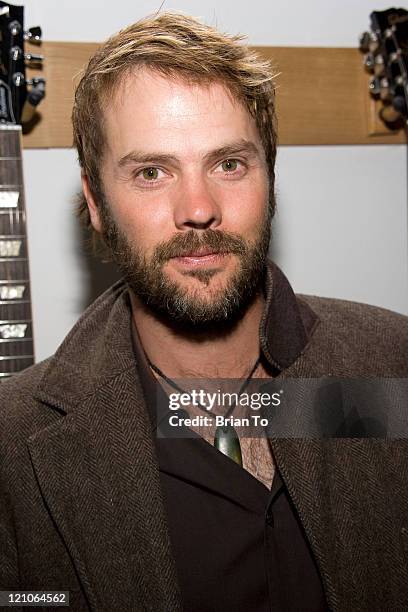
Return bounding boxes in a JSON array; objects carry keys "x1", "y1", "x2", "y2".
[
  {"x1": 21, "y1": 78, "x2": 46, "y2": 124},
  {"x1": 10, "y1": 46, "x2": 23, "y2": 61},
  {"x1": 374, "y1": 54, "x2": 385, "y2": 77},
  {"x1": 392, "y1": 95, "x2": 407, "y2": 116},
  {"x1": 24, "y1": 26, "x2": 42, "y2": 44},
  {"x1": 26, "y1": 77, "x2": 46, "y2": 87},
  {"x1": 363, "y1": 52, "x2": 375, "y2": 72},
  {"x1": 24, "y1": 52, "x2": 44, "y2": 66},
  {"x1": 389, "y1": 51, "x2": 401, "y2": 64},
  {"x1": 12, "y1": 72, "x2": 25, "y2": 87},
  {"x1": 379, "y1": 77, "x2": 391, "y2": 101},
  {"x1": 359, "y1": 31, "x2": 371, "y2": 52},
  {"x1": 368, "y1": 36, "x2": 379, "y2": 54},
  {"x1": 359, "y1": 31, "x2": 379, "y2": 54},
  {"x1": 9, "y1": 20, "x2": 21, "y2": 36},
  {"x1": 379, "y1": 104, "x2": 401, "y2": 124},
  {"x1": 369, "y1": 76, "x2": 381, "y2": 96}
]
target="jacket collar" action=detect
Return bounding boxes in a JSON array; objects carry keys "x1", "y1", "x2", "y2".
[
  {"x1": 260, "y1": 261, "x2": 319, "y2": 371},
  {"x1": 34, "y1": 281, "x2": 137, "y2": 413}
]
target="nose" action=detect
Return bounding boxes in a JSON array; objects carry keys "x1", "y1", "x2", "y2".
[{"x1": 173, "y1": 173, "x2": 222, "y2": 230}]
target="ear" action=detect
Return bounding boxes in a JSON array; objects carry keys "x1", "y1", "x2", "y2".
[{"x1": 81, "y1": 173, "x2": 102, "y2": 233}]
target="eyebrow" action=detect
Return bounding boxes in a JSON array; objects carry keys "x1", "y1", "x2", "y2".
[{"x1": 117, "y1": 139, "x2": 262, "y2": 168}]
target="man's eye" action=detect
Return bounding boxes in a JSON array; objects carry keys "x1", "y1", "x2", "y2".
[
  {"x1": 140, "y1": 167, "x2": 160, "y2": 180},
  {"x1": 220, "y1": 159, "x2": 239, "y2": 172}
]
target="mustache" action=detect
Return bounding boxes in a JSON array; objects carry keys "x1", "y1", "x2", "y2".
[{"x1": 153, "y1": 229, "x2": 248, "y2": 264}]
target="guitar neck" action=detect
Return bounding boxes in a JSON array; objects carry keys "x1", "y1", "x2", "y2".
[{"x1": 0, "y1": 124, "x2": 34, "y2": 377}]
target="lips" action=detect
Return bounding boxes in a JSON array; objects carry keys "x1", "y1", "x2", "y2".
[{"x1": 171, "y1": 250, "x2": 228, "y2": 267}]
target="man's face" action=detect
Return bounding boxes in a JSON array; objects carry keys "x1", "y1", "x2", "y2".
[{"x1": 87, "y1": 69, "x2": 271, "y2": 328}]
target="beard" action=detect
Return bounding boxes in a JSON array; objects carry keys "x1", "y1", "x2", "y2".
[{"x1": 98, "y1": 197, "x2": 271, "y2": 332}]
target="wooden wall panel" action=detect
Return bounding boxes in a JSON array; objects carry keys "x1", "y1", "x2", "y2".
[{"x1": 22, "y1": 41, "x2": 406, "y2": 148}]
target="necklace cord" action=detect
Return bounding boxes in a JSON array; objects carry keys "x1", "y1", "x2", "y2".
[{"x1": 148, "y1": 356, "x2": 261, "y2": 419}]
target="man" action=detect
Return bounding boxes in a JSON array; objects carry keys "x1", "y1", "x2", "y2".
[{"x1": 0, "y1": 12, "x2": 407, "y2": 612}]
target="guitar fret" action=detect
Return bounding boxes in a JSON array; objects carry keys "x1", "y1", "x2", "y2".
[
  {"x1": 0, "y1": 299, "x2": 29, "y2": 305},
  {"x1": 0, "y1": 318, "x2": 31, "y2": 323},
  {"x1": 0, "y1": 337, "x2": 32, "y2": 342},
  {"x1": 0, "y1": 234, "x2": 26, "y2": 238},
  {"x1": 0, "y1": 257, "x2": 27, "y2": 262},
  {"x1": 0, "y1": 288, "x2": 27, "y2": 306},
  {"x1": 0, "y1": 125, "x2": 21, "y2": 131},
  {"x1": 0, "y1": 354, "x2": 34, "y2": 360}
]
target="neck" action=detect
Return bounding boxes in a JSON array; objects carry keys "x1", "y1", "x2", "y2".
[{"x1": 130, "y1": 291, "x2": 265, "y2": 379}]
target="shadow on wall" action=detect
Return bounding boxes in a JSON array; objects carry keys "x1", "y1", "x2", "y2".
[
  {"x1": 77, "y1": 223, "x2": 121, "y2": 311},
  {"x1": 268, "y1": 216, "x2": 282, "y2": 264}
]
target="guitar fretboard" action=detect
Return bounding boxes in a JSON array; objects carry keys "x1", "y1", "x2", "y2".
[{"x1": 0, "y1": 124, "x2": 34, "y2": 377}]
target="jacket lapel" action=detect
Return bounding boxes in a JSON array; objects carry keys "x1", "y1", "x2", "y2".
[
  {"x1": 271, "y1": 411, "x2": 408, "y2": 611},
  {"x1": 27, "y1": 284, "x2": 182, "y2": 611},
  {"x1": 271, "y1": 437, "x2": 343, "y2": 611}
]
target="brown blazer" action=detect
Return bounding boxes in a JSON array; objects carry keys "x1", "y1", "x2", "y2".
[{"x1": 0, "y1": 264, "x2": 407, "y2": 611}]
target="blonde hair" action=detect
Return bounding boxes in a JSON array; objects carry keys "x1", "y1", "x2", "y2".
[{"x1": 72, "y1": 11, "x2": 278, "y2": 233}]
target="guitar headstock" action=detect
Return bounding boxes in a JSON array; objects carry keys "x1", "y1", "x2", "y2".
[
  {"x1": 360, "y1": 8, "x2": 408, "y2": 126},
  {"x1": 0, "y1": 1, "x2": 44, "y2": 126}
]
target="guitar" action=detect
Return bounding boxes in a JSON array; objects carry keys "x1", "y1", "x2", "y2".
[
  {"x1": 360, "y1": 8, "x2": 408, "y2": 126},
  {"x1": 0, "y1": 1, "x2": 44, "y2": 378}
]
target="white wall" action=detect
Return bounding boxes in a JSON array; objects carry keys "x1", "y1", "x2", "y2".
[
  {"x1": 19, "y1": 0, "x2": 408, "y2": 47},
  {"x1": 274, "y1": 145, "x2": 407, "y2": 311},
  {"x1": 13, "y1": 0, "x2": 408, "y2": 360}
]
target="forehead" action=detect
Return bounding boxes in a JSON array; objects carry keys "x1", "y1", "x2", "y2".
[{"x1": 101, "y1": 68, "x2": 262, "y2": 159}]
